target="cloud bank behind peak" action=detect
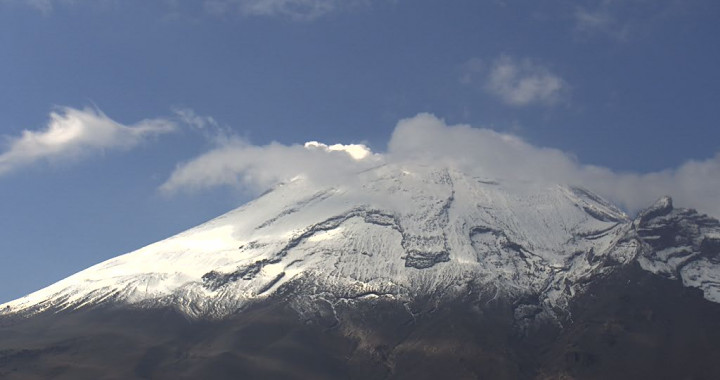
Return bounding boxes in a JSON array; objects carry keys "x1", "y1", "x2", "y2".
[{"x1": 161, "y1": 113, "x2": 720, "y2": 218}]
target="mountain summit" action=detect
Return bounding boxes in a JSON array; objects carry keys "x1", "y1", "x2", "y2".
[{"x1": 2, "y1": 163, "x2": 720, "y2": 379}]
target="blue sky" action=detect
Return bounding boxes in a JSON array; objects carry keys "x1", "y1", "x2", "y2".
[{"x1": 1, "y1": 0, "x2": 719, "y2": 303}]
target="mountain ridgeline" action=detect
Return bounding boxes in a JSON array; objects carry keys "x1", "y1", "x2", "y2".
[{"x1": 2, "y1": 164, "x2": 720, "y2": 379}]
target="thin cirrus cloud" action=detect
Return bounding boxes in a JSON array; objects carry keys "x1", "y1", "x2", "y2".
[
  {"x1": 19, "y1": 0, "x2": 53, "y2": 13},
  {"x1": 0, "y1": 0, "x2": 112, "y2": 13},
  {"x1": 0, "y1": 0, "x2": 51, "y2": 12},
  {"x1": 572, "y1": 0, "x2": 693, "y2": 41},
  {"x1": 7, "y1": 0, "x2": 369, "y2": 20},
  {"x1": 573, "y1": 3, "x2": 629, "y2": 41},
  {"x1": 462, "y1": 55, "x2": 569, "y2": 107},
  {"x1": 203, "y1": 0, "x2": 347, "y2": 20},
  {"x1": 0, "y1": 106, "x2": 176, "y2": 176},
  {"x1": 161, "y1": 113, "x2": 720, "y2": 219}
]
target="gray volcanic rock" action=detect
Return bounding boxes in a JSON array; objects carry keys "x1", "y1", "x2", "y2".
[
  {"x1": 2, "y1": 265, "x2": 720, "y2": 379},
  {"x1": 633, "y1": 196, "x2": 720, "y2": 303}
]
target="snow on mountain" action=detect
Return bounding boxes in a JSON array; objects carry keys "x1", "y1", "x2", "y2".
[
  {"x1": 633, "y1": 196, "x2": 720, "y2": 303},
  {"x1": 2, "y1": 163, "x2": 718, "y2": 319}
]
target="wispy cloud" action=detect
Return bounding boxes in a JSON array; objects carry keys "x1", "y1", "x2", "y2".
[
  {"x1": 204, "y1": 0, "x2": 347, "y2": 20},
  {"x1": 171, "y1": 107, "x2": 233, "y2": 143},
  {"x1": 573, "y1": 1, "x2": 629, "y2": 41},
  {"x1": 462, "y1": 55, "x2": 568, "y2": 107},
  {"x1": 161, "y1": 113, "x2": 720, "y2": 219},
  {"x1": 0, "y1": 106, "x2": 176, "y2": 176},
  {"x1": 25, "y1": 0, "x2": 53, "y2": 13},
  {"x1": 1, "y1": 0, "x2": 53, "y2": 13},
  {"x1": 1, "y1": 0, "x2": 116, "y2": 14},
  {"x1": 173, "y1": 107, "x2": 219, "y2": 131},
  {"x1": 572, "y1": 0, "x2": 691, "y2": 41},
  {"x1": 8, "y1": 0, "x2": 373, "y2": 20}
]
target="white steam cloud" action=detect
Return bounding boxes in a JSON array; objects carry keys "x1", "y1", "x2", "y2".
[
  {"x1": 303, "y1": 141, "x2": 372, "y2": 160},
  {"x1": 161, "y1": 113, "x2": 720, "y2": 218},
  {"x1": 160, "y1": 138, "x2": 378, "y2": 194},
  {"x1": 0, "y1": 106, "x2": 176, "y2": 175}
]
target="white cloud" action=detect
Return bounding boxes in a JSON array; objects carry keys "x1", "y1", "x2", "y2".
[
  {"x1": 387, "y1": 114, "x2": 720, "y2": 217},
  {"x1": 303, "y1": 141, "x2": 373, "y2": 160},
  {"x1": 161, "y1": 113, "x2": 720, "y2": 218},
  {"x1": 0, "y1": 106, "x2": 176, "y2": 175},
  {"x1": 160, "y1": 138, "x2": 379, "y2": 194},
  {"x1": 483, "y1": 55, "x2": 568, "y2": 107}
]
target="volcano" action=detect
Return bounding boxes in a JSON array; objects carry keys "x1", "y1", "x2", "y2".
[{"x1": 2, "y1": 163, "x2": 720, "y2": 379}]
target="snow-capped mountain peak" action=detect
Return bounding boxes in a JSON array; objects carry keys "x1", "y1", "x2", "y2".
[{"x1": 2, "y1": 163, "x2": 718, "y2": 320}]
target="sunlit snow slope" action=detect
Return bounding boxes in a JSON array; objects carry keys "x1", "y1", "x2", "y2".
[{"x1": 3, "y1": 163, "x2": 719, "y2": 319}]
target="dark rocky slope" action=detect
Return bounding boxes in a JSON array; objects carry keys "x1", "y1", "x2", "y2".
[{"x1": 2, "y1": 261, "x2": 720, "y2": 380}]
